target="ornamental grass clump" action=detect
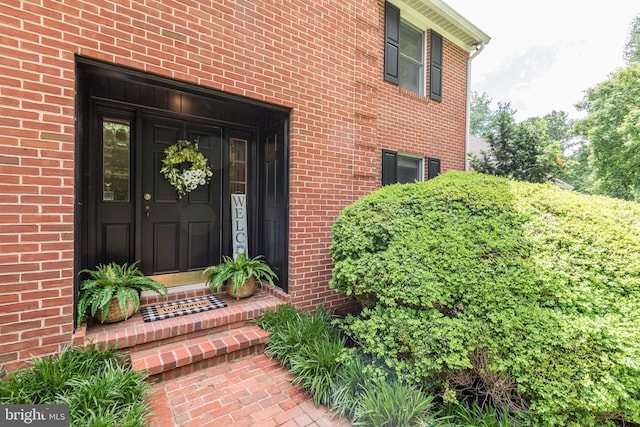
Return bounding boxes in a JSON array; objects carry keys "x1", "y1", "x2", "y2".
[
  {"x1": 0, "y1": 345, "x2": 150, "y2": 427},
  {"x1": 330, "y1": 171, "x2": 640, "y2": 426},
  {"x1": 352, "y1": 380, "x2": 438, "y2": 427},
  {"x1": 258, "y1": 305, "x2": 338, "y2": 368}
]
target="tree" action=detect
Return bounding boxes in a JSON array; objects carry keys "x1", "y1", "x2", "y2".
[
  {"x1": 469, "y1": 91, "x2": 494, "y2": 136},
  {"x1": 470, "y1": 103, "x2": 562, "y2": 183},
  {"x1": 574, "y1": 63, "x2": 640, "y2": 200},
  {"x1": 542, "y1": 110, "x2": 573, "y2": 150},
  {"x1": 624, "y1": 15, "x2": 640, "y2": 64},
  {"x1": 559, "y1": 142, "x2": 595, "y2": 194}
]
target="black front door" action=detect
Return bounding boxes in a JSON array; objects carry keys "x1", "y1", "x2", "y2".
[{"x1": 139, "y1": 115, "x2": 223, "y2": 275}]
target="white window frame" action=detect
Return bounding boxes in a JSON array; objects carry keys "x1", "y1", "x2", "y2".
[
  {"x1": 397, "y1": 152, "x2": 424, "y2": 183},
  {"x1": 399, "y1": 19, "x2": 425, "y2": 95}
]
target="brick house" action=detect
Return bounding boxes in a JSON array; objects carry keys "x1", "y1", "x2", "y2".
[{"x1": 0, "y1": 0, "x2": 489, "y2": 370}]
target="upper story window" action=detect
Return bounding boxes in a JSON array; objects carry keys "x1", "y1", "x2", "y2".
[
  {"x1": 399, "y1": 21, "x2": 424, "y2": 94},
  {"x1": 384, "y1": 1, "x2": 443, "y2": 101}
]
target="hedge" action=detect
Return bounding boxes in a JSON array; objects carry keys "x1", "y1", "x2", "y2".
[{"x1": 330, "y1": 171, "x2": 640, "y2": 426}]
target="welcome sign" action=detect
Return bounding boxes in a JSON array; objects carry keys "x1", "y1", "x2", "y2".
[{"x1": 231, "y1": 194, "x2": 247, "y2": 258}]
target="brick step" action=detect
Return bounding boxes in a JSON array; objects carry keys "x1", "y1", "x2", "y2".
[
  {"x1": 73, "y1": 284, "x2": 291, "y2": 381},
  {"x1": 77, "y1": 289, "x2": 284, "y2": 352},
  {"x1": 130, "y1": 324, "x2": 269, "y2": 381}
]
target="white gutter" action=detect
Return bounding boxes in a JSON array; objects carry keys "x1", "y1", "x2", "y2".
[
  {"x1": 465, "y1": 42, "x2": 486, "y2": 170},
  {"x1": 397, "y1": 0, "x2": 491, "y2": 52},
  {"x1": 426, "y1": 0, "x2": 491, "y2": 49}
]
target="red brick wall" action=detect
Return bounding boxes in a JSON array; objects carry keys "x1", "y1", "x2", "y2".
[{"x1": 0, "y1": 0, "x2": 469, "y2": 369}]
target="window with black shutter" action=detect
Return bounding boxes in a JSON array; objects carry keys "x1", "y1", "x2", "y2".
[
  {"x1": 382, "y1": 149, "x2": 398, "y2": 186},
  {"x1": 384, "y1": 2, "x2": 400, "y2": 85},
  {"x1": 427, "y1": 157, "x2": 441, "y2": 179},
  {"x1": 429, "y1": 31, "x2": 443, "y2": 101},
  {"x1": 384, "y1": 2, "x2": 426, "y2": 96},
  {"x1": 382, "y1": 149, "x2": 424, "y2": 185}
]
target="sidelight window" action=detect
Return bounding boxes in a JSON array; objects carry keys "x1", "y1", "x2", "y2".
[
  {"x1": 102, "y1": 119, "x2": 131, "y2": 202},
  {"x1": 230, "y1": 138, "x2": 247, "y2": 194}
]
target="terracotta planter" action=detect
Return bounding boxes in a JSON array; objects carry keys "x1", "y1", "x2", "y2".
[
  {"x1": 95, "y1": 297, "x2": 137, "y2": 323},
  {"x1": 227, "y1": 277, "x2": 256, "y2": 299}
]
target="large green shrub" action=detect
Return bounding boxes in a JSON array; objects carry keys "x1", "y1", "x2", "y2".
[{"x1": 330, "y1": 171, "x2": 640, "y2": 426}]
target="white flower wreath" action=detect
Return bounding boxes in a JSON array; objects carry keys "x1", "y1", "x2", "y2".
[{"x1": 160, "y1": 139, "x2": 213, "y2": 198}]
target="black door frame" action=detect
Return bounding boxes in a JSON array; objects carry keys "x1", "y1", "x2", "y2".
[{"x1": 75, "y1": 58, "x2": 291, "y2": 326}]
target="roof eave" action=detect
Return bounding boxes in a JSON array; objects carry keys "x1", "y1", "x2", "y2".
[{"x1": 397, "y1": 0, "x2": 491, "y2": 52}]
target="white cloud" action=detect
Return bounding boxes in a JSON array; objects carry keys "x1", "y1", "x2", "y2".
[{"x1": 446, "y1": 0, "x2": 640, "y2": 120}]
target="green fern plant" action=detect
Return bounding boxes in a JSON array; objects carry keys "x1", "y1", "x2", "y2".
[
  {"x1": 204, "y1": 253, "x2": 277, "y2": 294},
  {"x1": 76, "y1": 261, "x2": 167, "y2": 324}
]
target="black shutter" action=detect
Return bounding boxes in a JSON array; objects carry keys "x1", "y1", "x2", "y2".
[
  {"x1": 429, "y1": 31, "x2": 443, "y2": 101},
  {"x1": 384, "y1": 2, "x2": 400, "y2": 84},
  {"x1": 427, "y1": 157, "x2": 441, "y2": 179},
  {"x1": 382, "y1": 149, "x2": 398, "y2": 185}
]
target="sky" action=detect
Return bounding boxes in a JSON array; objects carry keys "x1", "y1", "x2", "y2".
[{"x1": 445, "y1": 1, "x2": 640, "y2": 120}]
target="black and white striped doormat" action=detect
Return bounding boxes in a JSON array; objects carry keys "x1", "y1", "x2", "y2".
[{"x1": 140, "y1": 295, "x2": 227, "y2": 322}]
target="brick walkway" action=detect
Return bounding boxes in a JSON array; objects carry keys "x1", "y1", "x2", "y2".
[{"x1": 146, "y1": 353, "x2": 352, "y2": 427}]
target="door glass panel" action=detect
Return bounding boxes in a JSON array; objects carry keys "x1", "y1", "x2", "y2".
[
  {"x1": 230, "y1": 138, "x2": 247, "y2": 194},
  {"x1": 102, "y1": 119, "x2": 131, "y2": 202}
]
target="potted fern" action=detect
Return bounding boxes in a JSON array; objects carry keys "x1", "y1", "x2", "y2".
[
  {"x1": 204, "y1": 253, "x2": 278, "y2": 299},
  {"x1": 76, "y1": 261, "x2": 168, "y2": 324}
]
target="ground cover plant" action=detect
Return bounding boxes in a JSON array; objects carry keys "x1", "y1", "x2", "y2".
[
  {"x1": 0, "y1": 345, "x2": 150, "y2": 427},
  {"x1": 330, "y1": 171, "x2": 640, "y2": 426},
  {"x1": 257, "y1": 304, "x2": 515, "y2": 426}
]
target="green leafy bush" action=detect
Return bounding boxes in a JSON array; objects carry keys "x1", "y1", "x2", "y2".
[
  {"x1": 330, "y1": 171, "x2": 640, "y2": 426},
  {"x1": 0, "y1": 345, "x2": 150, "y2": 427}
]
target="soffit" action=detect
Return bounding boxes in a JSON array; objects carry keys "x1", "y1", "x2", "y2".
[{"x1": 392, "y1": 0, "x2": 491, "y2": 51}]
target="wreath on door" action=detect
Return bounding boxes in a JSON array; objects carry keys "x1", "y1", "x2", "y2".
[{"x1": 160, "y1": 139, "x2": 213, "y2": 198}]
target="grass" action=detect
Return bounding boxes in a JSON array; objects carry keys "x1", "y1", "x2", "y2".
[
  {"x1": 0, "y1": 345, "x2": 150, "y2": 427},
  {"x1": 256, "y1": 304, "x2": 339, "y2": 368}
]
